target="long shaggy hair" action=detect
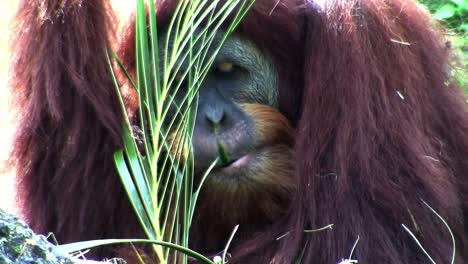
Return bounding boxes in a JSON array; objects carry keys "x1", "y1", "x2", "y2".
[{"x1": 11, "y1": 0, "x2": 468, "y2": 263}]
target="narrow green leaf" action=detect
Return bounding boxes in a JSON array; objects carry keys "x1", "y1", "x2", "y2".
[
  {"x1": 57, "y1": 239, "x2": 214, "y2": 264},
  {"x1": 114, "y1": 151, "x2": 156, "y2": 240}
]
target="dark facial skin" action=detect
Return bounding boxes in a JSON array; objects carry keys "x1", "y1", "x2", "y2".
[
  {"x1": 162, "y1": 31, "x2": 279, "y2": 181},
  {"x1": 160, "y1": 31, "x2": 295, "y2": 253}
]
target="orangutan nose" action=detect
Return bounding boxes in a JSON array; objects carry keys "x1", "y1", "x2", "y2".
[
  {"x1": 192, "y1": 89, "x2": 255, "y2": 172},
  {"x1": 204, "y1": 102, "x2": 225, "y2": 126}
]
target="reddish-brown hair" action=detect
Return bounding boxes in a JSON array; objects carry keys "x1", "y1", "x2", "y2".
[{"x1": 11, "y1": 0, "x2": 468, "y2": 263}]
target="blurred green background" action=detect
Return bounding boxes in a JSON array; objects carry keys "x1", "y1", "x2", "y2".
[{"x1": 420, "y1": 0, "x2": 468, "y2": 92}]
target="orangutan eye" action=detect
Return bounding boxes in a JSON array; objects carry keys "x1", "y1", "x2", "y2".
[{"x1": 216, "y1": 62, "x2": 235, "y2": 73}]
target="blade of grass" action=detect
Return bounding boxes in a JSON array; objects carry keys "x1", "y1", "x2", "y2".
[{"x1": 58, "y1": 239, "x2": 214, "y2": 264}]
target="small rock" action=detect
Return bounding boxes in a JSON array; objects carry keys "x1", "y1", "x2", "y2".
[{"x1": 0, "y1": 209, "x2": 73, "y2": 264}]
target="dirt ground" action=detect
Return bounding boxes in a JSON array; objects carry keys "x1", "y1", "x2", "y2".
[{"x1": 0, "y1": 2, "x2": 135, "y2": 214}]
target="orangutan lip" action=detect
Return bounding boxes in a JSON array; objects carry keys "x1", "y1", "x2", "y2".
[
  {"x1": 227, "y1": 154, "x2": 250, "y2": 168},
  {"x1": 218, "y1": 153, "x2": 252, "y2": 172},
  {"x1": 209, "y1": 147, "x2": 264, "y2": 176}
]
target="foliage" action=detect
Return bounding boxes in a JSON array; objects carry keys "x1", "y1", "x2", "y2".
[
  {"x1": 420, "y1": 0, "x2": 467, "y2": 92},
  {"x1": 109, "y1": 0, "x2": 253, "y2": 263},
  {"x1": 420, "y1": 0, "x2": 467, "y2": 32}
]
